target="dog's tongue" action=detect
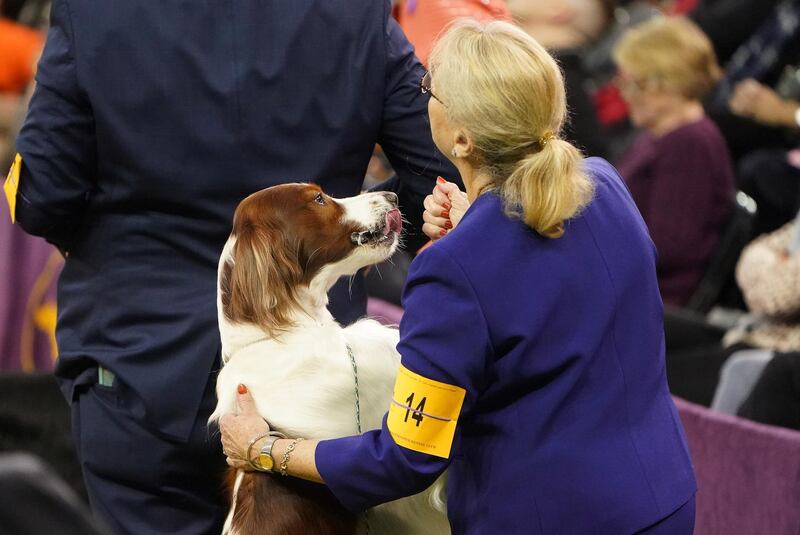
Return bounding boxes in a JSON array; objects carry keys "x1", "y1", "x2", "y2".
[{"x1": 383, "y1": 209, "x2": 403, "y2": 235}]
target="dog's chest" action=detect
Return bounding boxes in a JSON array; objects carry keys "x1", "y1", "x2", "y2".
[{"x1": 217, "y1": 324, "x2": 398, "y2": 439}]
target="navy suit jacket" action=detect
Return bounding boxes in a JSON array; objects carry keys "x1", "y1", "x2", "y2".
[
  {"x1": 14, "y1": 0, "x2": 456, "y2": 439},
  {"x1": 317, "y1": 159, "x2": 696, "y2": 533}
]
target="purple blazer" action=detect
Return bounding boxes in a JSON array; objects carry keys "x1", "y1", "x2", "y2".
[{"x1": 316, "y1": 158, "x2": 696, "y2": 533}]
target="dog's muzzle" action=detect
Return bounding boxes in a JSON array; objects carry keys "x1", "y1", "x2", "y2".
[{"x1": 351, "y1": 208, "x2": 402, "y2": 245}]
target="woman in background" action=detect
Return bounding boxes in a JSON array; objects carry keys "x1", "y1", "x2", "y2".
[{"x1": 614, "y1": 17, "x2": 735, "y2": 306}]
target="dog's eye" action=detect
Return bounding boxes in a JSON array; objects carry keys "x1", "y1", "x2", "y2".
[{"x1": 314, "y1": 193, "x2": 326, "y2": 206}]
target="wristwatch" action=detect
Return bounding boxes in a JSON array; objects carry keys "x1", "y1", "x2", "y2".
[{"x1": 258, "y1": 434, "x2": 285, "y2": 472}]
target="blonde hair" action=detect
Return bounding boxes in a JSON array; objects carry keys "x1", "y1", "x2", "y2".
[
  {"x1": 429, "y1": 19, "x2": 593, "y2": 239},
  {"x1": 613, "y1": 16, "x2": 722, "y2": 100}
]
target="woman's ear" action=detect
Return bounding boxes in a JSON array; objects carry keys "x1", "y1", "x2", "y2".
[{"x1": 452, "y1": 129, "x2": 474, "y2": 159}]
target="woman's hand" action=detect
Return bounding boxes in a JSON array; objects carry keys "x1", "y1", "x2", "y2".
[
  {"x1": 219, "y1": 384, "x2": 270, "y2": 470},
  {"x1": 422, "y1": 176, "x2": 470, "y2": 240}
]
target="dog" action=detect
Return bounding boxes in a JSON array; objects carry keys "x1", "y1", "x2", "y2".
[{"x1": 209, "y1": 183, "x2": 449, "y2": 535}]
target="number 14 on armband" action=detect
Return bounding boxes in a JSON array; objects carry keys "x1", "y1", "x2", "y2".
[
  {"x1": 387, "y1": 365, "x2": 466, "y2": 458},
  {"x1": 404, "y1": 392, "x2": 427, "y2": 427}
]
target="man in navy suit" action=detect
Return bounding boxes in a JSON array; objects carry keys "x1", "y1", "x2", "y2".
[{"x1": 6, "y1": 1, "x2": 456, "y2": 533}]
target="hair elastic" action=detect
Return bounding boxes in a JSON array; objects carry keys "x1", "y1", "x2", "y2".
[{"x1": 538, "y1": 131, "x2": 556, "y2": 148}]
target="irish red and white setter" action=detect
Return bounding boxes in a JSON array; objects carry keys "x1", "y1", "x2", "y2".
[{"x1": 209, "y1": 183, "x2": 448, "y2": 535}]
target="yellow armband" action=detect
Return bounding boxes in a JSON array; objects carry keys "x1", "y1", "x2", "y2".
[
  {"x1": 387, "y1": 364, "x2": 466, "y2": 459},
  {"x1": 4, "y1": 153, "x2": 22, "y2": 223}
]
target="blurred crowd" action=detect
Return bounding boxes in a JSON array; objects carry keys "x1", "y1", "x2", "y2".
[{"x1": 3, "y1": 0, "x2": 800, "y2": 433}]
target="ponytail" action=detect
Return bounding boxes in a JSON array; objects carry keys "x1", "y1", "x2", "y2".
[{"x1": 501, "y1": 138, "x2": 594, "y2": 238}]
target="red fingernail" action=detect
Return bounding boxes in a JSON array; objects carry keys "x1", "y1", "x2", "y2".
[
  {"x1": 441, "y1": 211, "x2": 450, "y2": 219},
  {"x1": 439, "y1": 229, "x2": 447, "y2": 237},
  {"x1": 437, "y1": 176, "x2": 446, "y2": 184},
  {"x1": 443, "y1": 203, "x2": 451, "y2": 211},
  {"x1": 444, "y1": 221, "x2": 453, "y2": 229},
  {"x1": 238, "y1": 384, "x2": 248, "y2": 394}
]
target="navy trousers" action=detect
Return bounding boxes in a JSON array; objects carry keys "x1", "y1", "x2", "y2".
[{"x1": 70, "y1": 370, "x2": 228, "y2": 535}]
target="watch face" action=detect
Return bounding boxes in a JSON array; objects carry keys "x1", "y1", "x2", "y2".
[{"x1": 259, "y1": 452, "x2": 274, "y2": 471}]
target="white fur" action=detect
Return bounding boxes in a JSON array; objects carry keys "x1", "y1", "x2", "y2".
[{"x1": 211, "y1": 190, "x2": 449, "y2": 535}]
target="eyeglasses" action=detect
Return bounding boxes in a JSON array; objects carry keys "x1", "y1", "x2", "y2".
[
  {"x1": 613, "y1": 73, "x2": 656, "y2": 97},
  {"x1": 420, "y1": 71, "x2": 446, "y2": 107}
]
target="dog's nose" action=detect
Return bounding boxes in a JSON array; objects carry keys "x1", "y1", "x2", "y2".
[{"x1": 382, "y1": 192, "x2": 398, "y2": 206}]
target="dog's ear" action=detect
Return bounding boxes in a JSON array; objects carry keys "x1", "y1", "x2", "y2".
[{"x1": 225, "y1": 225, "x2": 303, "y2": 336}]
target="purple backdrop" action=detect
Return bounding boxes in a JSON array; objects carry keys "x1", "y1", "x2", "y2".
[{"x1": 1, "y1": 214, "x2": 62, "y2": 371}]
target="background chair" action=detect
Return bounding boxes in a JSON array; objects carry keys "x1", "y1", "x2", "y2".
[
  {"x1": 686, "y1": 191, "x2": 757, "y2": 314},
  {"x1": 0, "y1": 453, "x2": 106, "y2": 535},
  {"x1": 674, "y1": 396, "x2": 800, "y2": 534}
]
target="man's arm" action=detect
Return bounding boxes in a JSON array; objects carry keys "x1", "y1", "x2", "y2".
[
  {"x1": 729, "y1": 79, "x2": 800, "y2": 129},
  {"x1": 375, "y1": 3, "x2": 461, "y2": 252},
  {"x1": 11, "y1": 0, "x2": 97, "y2": 253}
]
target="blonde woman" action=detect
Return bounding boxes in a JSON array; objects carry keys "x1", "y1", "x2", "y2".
[
  {"x1": 614, "y1": 17, "x2": 736, "y2": 306},
  {"x1": 221, "y1": 20, "x2": 696, "y2": 533}
]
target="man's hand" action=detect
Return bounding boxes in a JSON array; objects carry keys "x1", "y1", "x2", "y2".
[
  {"x1": 729, "y1": 79, "x2": 799, "y2": 128},
  {"x1": 219, "y1": 384, "x2": 270, "y2": 470}
]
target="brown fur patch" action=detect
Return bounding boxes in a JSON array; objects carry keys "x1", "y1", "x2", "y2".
[
  {"x1": 223, "y1": 184, "x2": 360, "y2": 337},
  {"x1": 220, "y1": 259, "x2": 233, "y2": 314},
  {"x1": 229, "y1": 467, "x2": 358, "y2": 535}
]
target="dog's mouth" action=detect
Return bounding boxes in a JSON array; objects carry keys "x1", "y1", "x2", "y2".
[{"x1": 351, "y1": 208, "x2": 403, "y2": 246}]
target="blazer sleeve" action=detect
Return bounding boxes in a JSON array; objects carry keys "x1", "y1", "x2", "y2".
[
  {"x1": 316, "y1": 245, "x2": 492, "y2": 511},
  {"x1": 14, "y1": 0, "x2": 96, "y2": 253},
  {"x1": 374, "y1": 1, "x2": 460, "y2": 251}
]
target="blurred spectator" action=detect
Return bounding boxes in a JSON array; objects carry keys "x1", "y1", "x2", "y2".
[
  {"x1": 507, "y1": 0, "x2": 615, "y2": 158},
  {"x1": 2, "y1": 0, "x2": 51, "y2": 27},
  {"x1": 729, "y1": 79, "x2": 800, "y2": 130},
  {"x1": 666, "y1": 212, "x2": 800, "y2": 414},
  {"x1": 724, "y1": 217, "x2": 800, "y2": 353},
  {"x1": 690, "y1": 0, "x2": 781, "y2": 64},
  {"x1": 507, "y1": 0, "x2": 614, "y2": 51},
  {"x1": 729, "y1": 80, "x2": 800, "y2": 234},
  {"x1": 663, "y1": 0, "x2": 699, "y2": 15},
  {"x1": 393, "y1": 0, "x2": 511, "y2": 67},
  {"x1": 0, "y1": 14, "x2": 43, "y2": 94},
  {"x1": 0, "y1": 10, "x2": 43, "y2": 160},
  {"x1": 705, "y1": 0, "x2": 800, "y2": 161},
  {"x1": 711, "y1": 0, "x2": 800, "y2": 112},
  {"x1": 614, "y1": 16, "x2": 735, "y2": 306},
  {"x1": 583, "y1": 1, "x2": 662, "y2": 84}
]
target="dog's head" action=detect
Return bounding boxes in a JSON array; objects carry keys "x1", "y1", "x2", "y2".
[{"x1": 219, "y1": 183, "x2": 402, "y2": 335}]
